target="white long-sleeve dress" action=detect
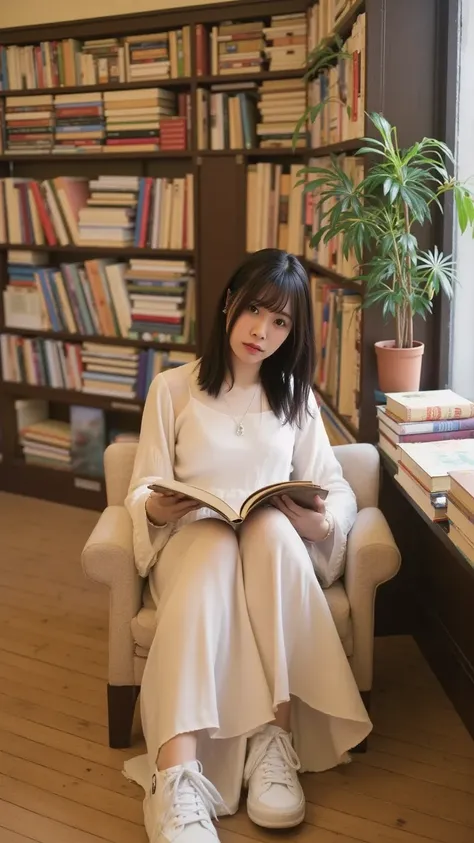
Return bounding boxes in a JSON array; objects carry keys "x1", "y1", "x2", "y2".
[{"x1": 123, "y1": 361, "x2": 372, "y2": 812}]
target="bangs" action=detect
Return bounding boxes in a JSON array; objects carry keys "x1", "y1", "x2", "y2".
[{"x1": 231, "y1": 267, "x2": 302, "y2": 319}]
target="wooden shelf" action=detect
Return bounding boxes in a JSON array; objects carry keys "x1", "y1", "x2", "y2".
[
  {"x1": 1, "y1": 458, "x2": 106, "y2": 511},
  {"x1": 197, "y1": 148, "x2": 305, "y2": 157},
  {"x1": 0, "y1": 151, "x2": 192, "y2": 162},
  {"x1": 0, "y1": 78, "x2": 192, "y2": 99},
  {"x1": 305, "y1": 259, "x2": 363, "y2": 290},
  {"x1": 0, "y1": 243, "x2": 195, "y2": 258},
  {"x1": 306, "y1": 138, "x2": 363, "y2": 157},
  {"x1": 0, "y1": 327, "x2": 196, "y2": 352},
  {"x1": 0, "y1": 381, "x2": 144, "y2": 412},
  {"x1": 197, "y1": 69, "x2": 305, "y2": 86}
]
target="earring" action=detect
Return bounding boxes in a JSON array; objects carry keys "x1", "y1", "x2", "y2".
[{"x1": 222, "y1": 307, "x2": 227, "y2": 314}]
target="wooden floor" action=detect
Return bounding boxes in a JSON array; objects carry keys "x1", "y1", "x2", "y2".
[{"x1": 0, "y1": 492, "x2": 473, "y2": 843}]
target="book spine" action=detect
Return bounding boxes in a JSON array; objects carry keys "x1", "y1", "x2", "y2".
[{"x1": 406, "y1": 405, "x2": 474, "y2": 422}]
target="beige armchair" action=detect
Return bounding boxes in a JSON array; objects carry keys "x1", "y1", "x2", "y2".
[{"x1": 81, "y1": 441, "x2": 400, "y2": 750}]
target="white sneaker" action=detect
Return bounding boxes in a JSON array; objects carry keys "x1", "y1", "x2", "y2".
[
  {"x1": 244, "y1": 725, "x2": 305, "y2": 829},
  {"x1": 144, "y1": 760, "x2": 227, "y2": 843}
]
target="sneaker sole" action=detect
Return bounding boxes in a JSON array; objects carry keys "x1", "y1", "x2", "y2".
[{"x1": 247, "y1": 802, "x2": 306, "y2": 829}]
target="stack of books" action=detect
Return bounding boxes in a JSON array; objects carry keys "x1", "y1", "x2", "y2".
[
  {"x1": 447, "y1": 471, "x2": 474, "y2": 566},
  {"x1": 19, "y1": 419, "x2": 72, "y2": 471},
  {"x1": 378, "y1": 390, "x2": 474, "y2": 466},
  {"x1": 80, "y1": 38, "x2": 123, "y2": 85},
  {"x1": 122, "y1": 29, "x2": 192, "y2": 82},
  {"x1": 208, "y1": 20, "x2": 265, "y2": 75},
  {"x1": 53, "y1": 93, "x2": 104, "y2": 154},
  {"x1": 377, "y1": 389, "x2": 474, "y2": 524},
  {"x1": 263, "y1": 13, "x2": 307, "y2": 71},
  {"x1": 103, "y1": 88, "x2": 176, "y2": 153},
  {"x1": 4, "y1": 94, "x2": 54, "y2": 155},
  {"x1": 126, "y1": 259, "x2": 195, "y2": 343},
  {"x1": 81, "y1": 343, "x2": 140, "y2": 399},
  {"x1": 257, "y1": 79, "x2": 307, "y2": 148},
  {"x1": 160, "y1": 116, "x2": 188, "y2": 151}
]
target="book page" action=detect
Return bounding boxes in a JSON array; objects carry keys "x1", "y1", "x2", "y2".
[
  {"x1": 147, "y1": 478, "x2": 239, "y2": 523},
  {"x1": 240, "y1": 481, "x2": 328, "y2": 520}
]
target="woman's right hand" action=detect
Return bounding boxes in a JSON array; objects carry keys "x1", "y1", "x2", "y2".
[{"x1": 145, "y1": 491, "x2": 200, "y2": 527}]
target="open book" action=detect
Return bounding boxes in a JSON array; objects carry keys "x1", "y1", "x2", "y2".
[{"x1": 147, "y1": 478, "x2": 329, "y2": 524}]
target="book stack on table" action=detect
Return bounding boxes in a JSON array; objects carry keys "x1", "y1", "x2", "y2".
[{"x1": 377, "y1": 389, "x2": 474, "y2": 526}]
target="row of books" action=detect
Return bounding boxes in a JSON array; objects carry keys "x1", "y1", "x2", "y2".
[
  {"x1": 246, "y1": 162, "x2": 305, "y2": 257},
  {"x1": 308, "y1": 12, "x2": 366, "y2": 147},
  {"x1": 197, "y1": 77, "x2": 306, "y2": 151},
  {"x1": 1, "y1": 334, "x2": 195, "y2": 401},
  {"x1": 15, "y1": 398, "x2": 137, "y2": 477},
  {"x1": 377, "y1": 389, "x2": 474, "y2": 565},
  {"x1": 4, "y1": 252, "x2": 196, "y2": 344},
  {"x1": 0, "y1": 27, "x2": 191, "y2": 91},
  {"x1": 305, "y1": 154, "x2": 364, "y2": 275},
  {"x1": 196, "y1": 13, "x2": 307, "y2": 77},
  {"x1": 0, "y1": 89, "x2": 189, "y2": 155},
  {"x1": 0, "y1": 173, "x2": 194, "y2": 251},
  {"x1": 311, "y1": 275, "x2": 361, "y2": 429}
]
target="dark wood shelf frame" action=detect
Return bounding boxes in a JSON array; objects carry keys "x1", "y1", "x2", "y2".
[
  {"x1": 306, "y1": 260, "x2": 364, "y2": 291},
  {"x1": 0, "y1": 78, "x2": 192, "y2": 98},
  {"x1": 0, "y1": 381, "x2": 145, "y2": 412},
  {"x1": 0, "y1": 244, "x2": 195, "y2": 259},
  {"x1": 0, "y1": 326, "x2": 196, "y2": 353},
  {"x1": 0, "y1": 151, "x2": 193, "y2": 161}
]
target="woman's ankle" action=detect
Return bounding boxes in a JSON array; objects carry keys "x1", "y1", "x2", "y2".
[{"x1": 157, "y1": 732, "x2": 198, "y2": 771}]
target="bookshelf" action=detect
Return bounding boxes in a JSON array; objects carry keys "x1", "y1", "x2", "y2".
[{"x1": 0, "y1": 0, "x2": 451, "y2": 510}]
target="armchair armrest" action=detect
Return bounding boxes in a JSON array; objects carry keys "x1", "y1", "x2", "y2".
[
  {"x1": 81, "y1": 505, "x2": 142, "y2": 685},
  {"x1": 344, "y1": 507, "x2": 401, "y2": 691}
]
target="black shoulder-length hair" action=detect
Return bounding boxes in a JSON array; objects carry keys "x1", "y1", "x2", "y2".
[{"x1": 197, "y1": 248, "x2": 316, "y2": 427}]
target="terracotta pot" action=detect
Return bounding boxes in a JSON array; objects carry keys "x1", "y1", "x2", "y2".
[{"x1": 374, "y1": 340, "x2": 424, "y2": 393}]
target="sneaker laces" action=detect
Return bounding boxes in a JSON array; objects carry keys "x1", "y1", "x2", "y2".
[
  {"x1": 244, "y1": 727, "x2": 301, "y2": 788},
  {"x1": 159, "y1": 762, "x2": 227, "y2": 838}
]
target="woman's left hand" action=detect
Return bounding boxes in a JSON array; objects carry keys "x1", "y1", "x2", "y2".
[{"x1": 273, "y1": 494, "x2": 332, "y2": 542}]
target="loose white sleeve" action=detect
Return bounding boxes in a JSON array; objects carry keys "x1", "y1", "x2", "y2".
[
  {"x1": 291, "y1": 390, "x2": 357, "y2": 587},
  {"x1": 125, "y1": 374, "x2": 176, "y2": 577}
]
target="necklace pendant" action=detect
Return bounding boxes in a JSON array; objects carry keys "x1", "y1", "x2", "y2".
[{"x1": 236, "y1": 422, "x2": 244, "y2": 436}]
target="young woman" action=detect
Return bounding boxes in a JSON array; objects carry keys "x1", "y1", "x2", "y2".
[{"x1": 123, "y1": 249, "x2": 372, "y2": 843}]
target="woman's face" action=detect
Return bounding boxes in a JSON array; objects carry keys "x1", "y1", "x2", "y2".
[{"x1": 228, "y1": 298, "x2": 293, "y2": 367}]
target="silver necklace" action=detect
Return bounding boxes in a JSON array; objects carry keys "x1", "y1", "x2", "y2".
[{"x1": 222, "y1": 383, "x2": 259, "y2": 436}]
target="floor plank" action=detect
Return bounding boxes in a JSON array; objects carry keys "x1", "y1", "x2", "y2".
[{"x1": 1, "y1": 491, "x2": 473, "y2": 843}]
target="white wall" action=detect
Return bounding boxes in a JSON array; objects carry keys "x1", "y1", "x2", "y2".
[
  {"x1": 0, "y1": 0, "x2": 236, "y2": 28},
  {"x1": 451, "y1": 0, "x2": 474, "y2": 400}
]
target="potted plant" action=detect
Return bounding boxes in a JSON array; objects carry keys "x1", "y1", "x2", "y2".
[{"x1": 294, "y1": 46, "x2": 474, "y2": 393}]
